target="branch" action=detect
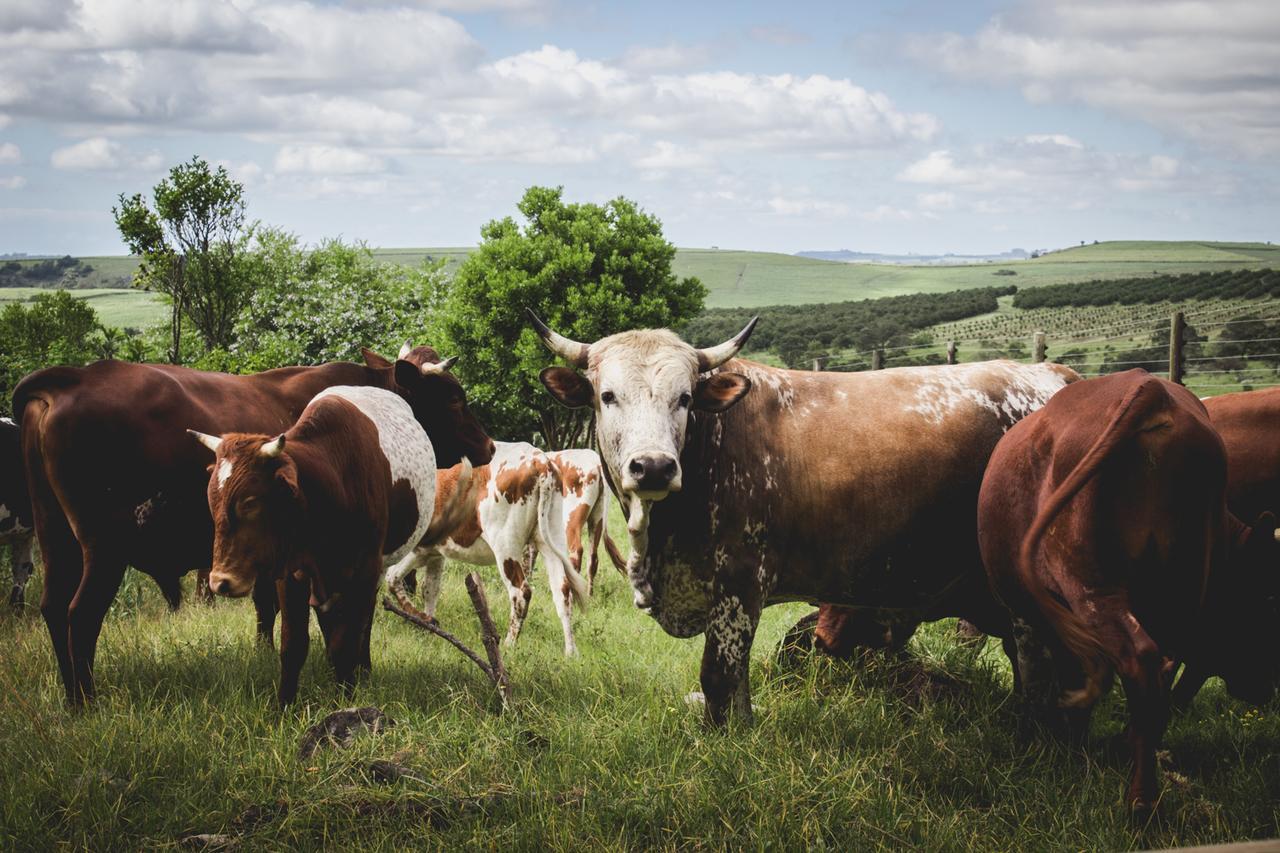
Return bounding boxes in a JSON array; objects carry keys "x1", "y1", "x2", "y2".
[
  {"x1": 381, "y1": 592, "x2": 511, "y2": 713},
  {"x1": 464, "y1": 573, "x2": 513, "y2": 709}
]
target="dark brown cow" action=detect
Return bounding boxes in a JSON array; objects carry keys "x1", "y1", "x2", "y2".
[
  {"x1": 0, "y1": 417, "x2": 35, "y2": 607},
  {"x1": 13, "y1": 346, "x2": 493, "y2": 706},
  {"x1": 532, "y1": 313, "x2": 1078, "y2": 726},
  {"x1": 978, "y1": 370, "x2": 1280, "y2": 814},
  {"x1": 192, "y1": 385, "x2": 454, "y2": 706}
]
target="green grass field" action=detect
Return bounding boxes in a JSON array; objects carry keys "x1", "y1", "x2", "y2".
[
  {"x1": 0, "y1": 500, "x2": 1276, "y2": 850},
  {"x1": 0, "y1": 287, "x2": 168, "y2": 329}
]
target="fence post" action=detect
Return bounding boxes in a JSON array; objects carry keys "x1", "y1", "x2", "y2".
[
  {"x1": 946, "y1": 341, "x2": 957, "y2": 365},
  {"x1": 1168, "y1": 310, "x2": 1186, "y2": 385},
  {"x1": 872, "y1": 348, "x2": 884, "y2": 371},
  {"x1": 1033, "y1": 331, "x2": 1046, "y2": 363},
  {"x1": 812, "y1": 357, "x2": 824, "y2": 372}
]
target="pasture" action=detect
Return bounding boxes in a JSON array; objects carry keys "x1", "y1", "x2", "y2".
[
  {"x1": 0, "y1": 287, "x2": 167, "y2": 330},
  {"x1": 0, "y1": 503, "x2": 1276, "y2": 850}
]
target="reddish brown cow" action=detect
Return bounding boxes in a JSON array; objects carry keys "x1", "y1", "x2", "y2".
[
  {"x1": 13, "y1": 346, "x2": 493, "y2": 706},
  {"x1": 978, "y1": 370, "x2": 1280, "y2": 814},
  {"x1": 192, "y1": 385, "x2": 457, "y2": 706},
  {"x1": 1, "y1": 417, "x2": 35, "y2": 607}
]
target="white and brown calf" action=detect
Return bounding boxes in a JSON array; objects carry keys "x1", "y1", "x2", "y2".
[
  {"x1": 0, "y1": 417, "x2": 35, "y2": 608},
  {"x1": 386, "y1": 441, "x2": 590, "y2": 656},
  {"x1": 546, "y1": 448, "x2": 627, "y2": 594}
]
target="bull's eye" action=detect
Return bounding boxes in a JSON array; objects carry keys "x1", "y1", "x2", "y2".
[
  {"x1": 601, "y1": 390, "x2": 616, "y2": 405},
  {"x1": 677, "y1": 392, "x2": 692, "y2": 408}
]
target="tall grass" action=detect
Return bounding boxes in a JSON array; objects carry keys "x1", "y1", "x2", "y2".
[{"x1": 0, "y1": 507, "x2": 1275, "y2": 850}]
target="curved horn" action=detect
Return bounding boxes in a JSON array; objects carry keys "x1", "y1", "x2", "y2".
[
  {"x1": 398, "y1": 341, "x2": 413, "y2": 360},
  {"x1": 527, "y1": 309, "x2": 589, "y2": 369},
  {"x1": 696, "y1": 316, "x2": 759, "y2": 372},
  {"x1": 260, "y1": 434, "x2": 286, "y2": 458},
  {"x1": 187, "y1": 429, "x2": 222, "y2": 454},
  {"x1": 420, "y1": 355, "x2": 459, "y2": 375}
]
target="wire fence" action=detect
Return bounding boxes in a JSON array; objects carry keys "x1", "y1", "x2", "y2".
[{"x1": 817, "y1": 307, "x2": 1280, "y2": 396}]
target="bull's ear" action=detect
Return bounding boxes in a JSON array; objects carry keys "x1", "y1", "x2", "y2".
[
  {"x1": 394, "y1": 359, "x2": 421, "y2": 389},
  {"x1": 693, "y1": 372, "x2": 751, "y2": 413},
  {"x1": 361, "y1": 347, "x2": 393, "y2": 370},
  {"x1": 540, "y1": 367, "x2": 594, "y2": 409},
  {"x1": 1256, "y1": 511, "x2": 1279, "y2": 543},
  {"x1": 275, "y1": 460, "x2": 301, "y2": 501}
]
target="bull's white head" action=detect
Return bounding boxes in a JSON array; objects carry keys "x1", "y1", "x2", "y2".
[{"x1": 531, "y1": 311, "x2": 757, "y2": 503}]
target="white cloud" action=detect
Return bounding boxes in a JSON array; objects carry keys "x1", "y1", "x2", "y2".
[
  {"x1": 906, "y1": 0, "x2": 1280, "y2": 156},
  {"x1": 1025, "y1": 134, "x2": 1083, "y2": 149},
  {"x1": 768, "y1": 196, "x2": 850, "y2": 217},
  {"x1": 917, "y1": 191, "x2": 956, "y2": 211},
  {"x1": 619, "y1": 43, "x2": 712, "y2": 73},
  {"x1": 859, "y1": 205, "x2": 915, "y2": 222},
  {"x1": 898, "y1": 150, "x2": 1025, "y2": 187},
  {"x1": 0, "y1": 143, "x2": 20, "y2": 165},
  {"x1": 50, "y1": 137, "x2": 162, "y2": 171},
  {"x1": 0, "y1": 176, "x2": 26, "y2": 190},
  {"x1": 274, "y1": 145, "x2": 385, "y2": 175},
  {"x1": 634, "y1": 140, "x2": 713, "y2": 173}
]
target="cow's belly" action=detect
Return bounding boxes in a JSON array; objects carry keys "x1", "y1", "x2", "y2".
[{"x1": 438, "y1": 537, "x2": 496, "y2": 566}]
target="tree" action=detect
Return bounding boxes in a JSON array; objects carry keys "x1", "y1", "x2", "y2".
[
  {"x1": 0, "y1": 291, "x2": 103, "y2": 416},
  {"x1": 437, "y1": 186, "x2": 706, "y2": 447},
  {"x1": 114, "y1": 156, "x2": 248, "y2": 362},
  {"x1": 226, "y1": 229, "x2": 447, "y2": 372}
]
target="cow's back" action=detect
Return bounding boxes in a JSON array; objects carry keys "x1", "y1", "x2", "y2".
[{"x1": 1204, "y1": 387, "x2": 1280, "y2": 524}]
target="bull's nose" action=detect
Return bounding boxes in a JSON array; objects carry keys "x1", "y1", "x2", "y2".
[
  {"x1": 213, "y1": 579, "x2": 232, "y2": 596},
  {"x1": 628, "y1": 454, "x2": 678, "y2": 491}
]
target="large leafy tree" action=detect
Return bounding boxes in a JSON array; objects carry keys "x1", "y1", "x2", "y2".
[
  {"x1": 113, "y1": 156, "x2": 248, "y2": 362},
  {"x1": 0, "y1": 291, "x2": 104, "y2": 416},
  {"x1": 437, "y1": 186, "x2": 706, "y2": 447}
]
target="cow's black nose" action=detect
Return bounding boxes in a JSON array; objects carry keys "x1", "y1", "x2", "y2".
[
  {"x1": 628, "y1": 454, "x2": 678, "y2": 490},
  {"x1": 213, "y1": 580, "x2": 231, "y2": 596}
]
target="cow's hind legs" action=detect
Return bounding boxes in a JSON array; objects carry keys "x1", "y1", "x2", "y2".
[
  {"x1": 700, "y1": 589, "x2": 761, "y2": 727},
  {"x1": 495, "y1": 552, "x2": 531, "y2": 648},
  {"x1": 66, "y1": 546, "x2": 128, "y2": 706}
]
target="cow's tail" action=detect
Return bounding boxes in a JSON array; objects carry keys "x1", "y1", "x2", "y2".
[
  {"x1": 419, "y1": 459, "x2": 473, "y2": 548},
  {"x1": 1018, "y1": 375, "x2": 1170, "y2": 709},
  {"x1": 599, "y1": 489, "x2": 628, "y2": 577},
  {"x1": 536, "y1": 481, "x2": 590, "y2": 611}
]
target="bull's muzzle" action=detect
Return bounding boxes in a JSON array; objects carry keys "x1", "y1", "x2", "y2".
[
  {"x1": 624, "y1": 452, "x2": 681, "y2": 498},
  {"x1": 208, "y1": 570, "x2": 252, "y2": 599}
]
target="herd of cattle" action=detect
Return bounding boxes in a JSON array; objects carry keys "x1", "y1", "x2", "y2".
[{"x1": 2, "y1": 313, "x2": 1279, "y2": 816}]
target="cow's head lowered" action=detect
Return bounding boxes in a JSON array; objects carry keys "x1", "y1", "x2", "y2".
[
  {"x1": 531, "y1": 312, "x2": 757, "y2": 502},
  {"x1": 188, "y1": 430, "x2": 304, "y2": 598},
  {"x1": 362, "y1": 344, "x2": 495, "y2": 468}
]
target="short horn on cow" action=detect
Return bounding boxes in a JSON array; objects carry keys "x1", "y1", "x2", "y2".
[
  {"x1": 187, "y1": 429, "x2": 222, "y2": 453},
  {"x1": 260, "y1": 434, "x2": 286, "y2": 458},
  {"x1": 696, "y1": 316, "x2": 759, "y2": 372},
  {"x1": 527, "y1": 309, "x2": 589, "y2": 369},
  {"x1": 398, "y1": 341, "x2": 413, "y2": 360},
  {"x1": 420, "y1": 355, "x2": 459, "y2": 375}
]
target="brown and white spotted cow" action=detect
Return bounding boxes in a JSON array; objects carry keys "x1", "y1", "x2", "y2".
[
  {"x1": 978, "y1": 371, "x2": 1280, "y2": 814},
  {"x1": 547, "y1": 448, "x2": 627, "y2": 594},
  {"x1": 1, "y1": 417, "x2": 35, "y2": 608},
  {"x1": 531, "y1": 312, "x2": 1079, "y2": 726},
  {"x1": 386, "y1": 441, "x2": 590, "y2": 655},
  {"x1": 190, "y1": 385, "x2": 463, "y2": 707}
]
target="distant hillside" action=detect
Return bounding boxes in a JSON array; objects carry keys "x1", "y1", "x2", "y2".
[{"x1": 796, "y1": 248, "x2": 1031, "y2": 264}]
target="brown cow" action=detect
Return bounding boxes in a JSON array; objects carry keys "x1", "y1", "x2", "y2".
[
  {"x1": 978, "y1": 370, "x2": 1280, "y2": 814},
  {"x1": 0, "y1": 417, "x2": 35, "y2": 607},
  {"x1": 532, "y1": 312, "x2": 1078, "y2": 726},
  {"x1": 191, "y1": 385, "x2": 462, "y2": 706},
  {"x1": 546, "y1": 448, "x2": 627, "y2": 594},
  {"x1": 13, "y1": 345, "x2": 493, "y2": 706}
]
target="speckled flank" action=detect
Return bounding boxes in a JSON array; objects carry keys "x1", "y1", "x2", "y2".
[
  {"x1": 314, "y1": 386, "x2": 437, "y2": 564},
  {"x1": 906, "y1": 362, "x2": 1072, "y2": 428}
]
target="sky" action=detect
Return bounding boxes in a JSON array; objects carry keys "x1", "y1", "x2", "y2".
[{"x1": 1, "y1": 0, "x2": 1278, "y2": 256}]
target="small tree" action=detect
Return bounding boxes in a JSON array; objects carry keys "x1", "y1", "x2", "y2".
[
  {"x1": 0, "y1": 291, "x2": 103, "y2": 416},
  {"x1": 437, "y1": 186, "x2": 706, "y2": 447},
  {"x1": 114, "y1": 156, "x2": 249, "y2": 362}
]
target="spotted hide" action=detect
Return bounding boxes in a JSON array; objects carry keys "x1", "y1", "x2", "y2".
[
  {"x1": 978, "y1": 370, "x2": 1280, "y2": 815},
  {"x1": 0, "y1": 418, "x2": 35, "y2": 608},
  {"x1": 547, "y1": 448, "x2": 627, "y2": 594},
  {"x1": 385, "y1": 441, "x2": 590, "y2": 656},
  {"x1": 532, "y1": 312, "x2": 1078, "y2": 726},
  {"x1": 14, "y1": 346, "x2": 492, "y2": 706},
  {"x1": 193, "y1": 386, "x2": 456, "y2": 707}
]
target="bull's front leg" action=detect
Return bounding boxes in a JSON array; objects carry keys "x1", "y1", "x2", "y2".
[
  {"x1": 277, "y1": 576, "x2": 311, "y2": 708},
  {"x1": 700, "y1": 587, "x2": 762, "y2": 728}
]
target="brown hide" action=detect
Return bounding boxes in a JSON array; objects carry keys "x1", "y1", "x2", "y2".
[
  {"x1": 14, "y1": 348, "x2": 489, "y2": 706},
  {"x1": 977, "y1": 370, "x2": 1277, "y2": 813}
]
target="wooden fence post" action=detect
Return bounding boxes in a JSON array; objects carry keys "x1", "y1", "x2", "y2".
[
  {"x1": 872, "y1": 348, "x2": 884, "y2": 371},
  {"x1": 812, "y1": 357, "x2": 824, "y2": 372},
  {"x1": 1033, "y1": 331, "x2": 1046, "y2": 363},
  {"x1": 1169, "y1": 310, "x2": 1186, "y2": 385},
  {"x1": 946, "y1": 341, "x2": 957, "y2": 365}
]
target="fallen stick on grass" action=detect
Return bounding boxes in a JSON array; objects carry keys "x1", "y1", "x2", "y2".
[{"x1": 381, "y1": 571, "x2": 512, "y2": 711}]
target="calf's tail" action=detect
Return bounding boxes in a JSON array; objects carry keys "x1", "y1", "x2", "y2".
[{"x1": 1018, "y1": 375, "x2": 1169, "y2": 709}]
